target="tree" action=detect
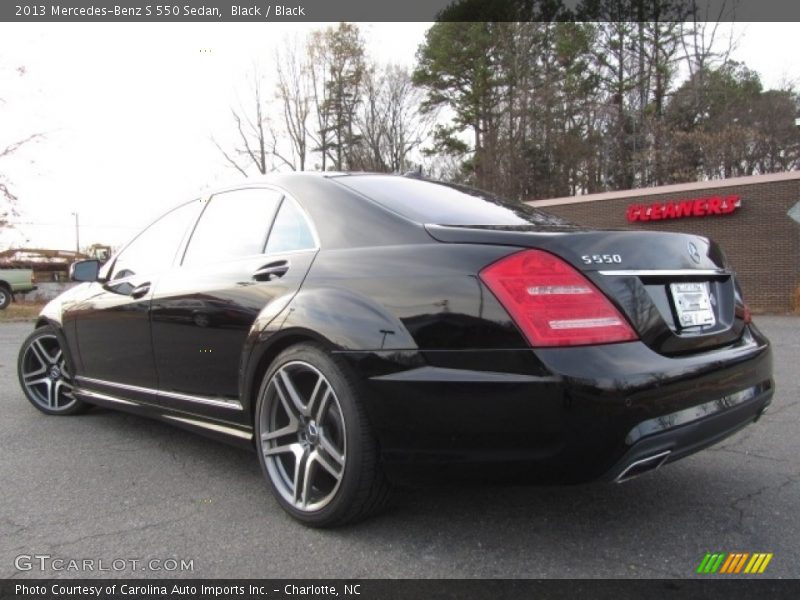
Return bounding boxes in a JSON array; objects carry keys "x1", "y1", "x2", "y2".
[
  {"x1": 216, "y1": 24, "x2": 425, "y2": 175},
  {"x1": 318, "y1": 23, "x2": 367, "y2": 170},
  {"x1": 750, "y1": 89, "x2": 800, "y2": 173},
  {"x1": 413, "y1": 21, "x2": 505, "y2": 189},
  {"x1": 1, "y1": 63, "x2": 43, "y2": 234},
  {"x1": 351, "y1": 64, "x2": 435, "y2": 172},
  {"x1": 273, "y1": 37, "x2": 312, "y2": 171},
  {"x1": 415, "y1": 20, "x2": 603, "y2": 198},
  {"x1": 213, "y1": 69, "x2": 269, "y2": 176},
  {"x1": 663, "y1": 63, "x2": 800, "y2": 180},
  {"x1": 680, "y1": 0, "x2": 737, "y2": 80},
  {"x1": 307, "y1": 29, "x2": 335, "y2": 170},
  {"x1": 412, "y1": 0, "x2": 782, "y2": 198},
  {"x1": 215, "y1": 39, "x2": 315, "y2": 174},
  {"x1": 304, "y1": 23, "x2": 368, "y2": 171}
]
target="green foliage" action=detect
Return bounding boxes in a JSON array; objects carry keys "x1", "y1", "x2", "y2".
[
  {"x1": 413, "y1": 22, "x2": 499, "y2": 123},
  {"x1": 435, "y1": 0, "x2": 571, "y2": 22},
  {"x1": 412, "y1": 6, "x2": 800, "y2": 199},
  {"x1": 663, "y1": 63, "x2": 799, "y2": 179},
  {"x1": 316, "y1": 23, "x2": 367, "y2": 170}
]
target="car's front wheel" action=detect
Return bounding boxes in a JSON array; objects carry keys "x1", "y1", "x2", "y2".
[
  {"x1": 255, "y1": 343, "x2": 390, "y2": 527},
  {"x1": 18, "y1": 326, "x2": 88, "y2": 415}
]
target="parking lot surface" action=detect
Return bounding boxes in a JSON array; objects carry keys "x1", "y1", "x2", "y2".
[{"x1": 1, "y1": 317, "x2": 798, "y2": 578}]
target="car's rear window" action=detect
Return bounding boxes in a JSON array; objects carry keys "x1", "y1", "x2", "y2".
[{"x1": 335, "y1": 175, "x2": 572, "y2": 227}]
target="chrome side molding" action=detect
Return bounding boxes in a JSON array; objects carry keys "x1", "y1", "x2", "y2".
[
  {"x1": 75, "y1": 376, "x2": 243, "y2": 411},
  {"x1": 74, "y1": 387, "x2": 139, "y2": 407},
  {"x1": 73, "y1": 386, "x2": 252, "y2": 442},
  {"x1": 160, "y1": 414, "x2": 252, "y2": 441}
]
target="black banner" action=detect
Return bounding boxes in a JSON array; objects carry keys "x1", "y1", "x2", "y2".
[
  {"x1": 3, "y1": 580, "x2": 800, "y2": 600},
  {"x1": 2, "y1": 0, "x2": 800, "y2": 22}
]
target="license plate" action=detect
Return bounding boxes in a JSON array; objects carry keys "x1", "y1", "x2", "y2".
[{"x1": 670, "y1": 282, "x2": 716, "y2": 328}]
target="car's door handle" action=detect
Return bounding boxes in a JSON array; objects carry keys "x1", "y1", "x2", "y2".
[
  {"x1": 130, "y1": 282, "x2": 151, "y2": 299},
  {"x1": 253, "y1": 261, "x2": 289, "y2": 282}
]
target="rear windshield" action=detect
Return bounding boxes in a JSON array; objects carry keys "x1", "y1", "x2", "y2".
[{"x1": 335, "y1": 175, "x2": 572, "y2": 228}]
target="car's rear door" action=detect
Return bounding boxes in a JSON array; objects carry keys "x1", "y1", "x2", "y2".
[{"x1": 149, "y1": 187, "x2": 318, "y2": 421}]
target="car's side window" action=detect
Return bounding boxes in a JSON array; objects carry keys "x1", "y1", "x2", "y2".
[
  {"x1": 111, "y1": 200, "x2": 202, "y2": 280},
  {"x1": 265, "y1": 197, "x2": 317, "y2": 255},
  {"x1": 181, "y1": 188, "x2": 282, "y2": 267}
]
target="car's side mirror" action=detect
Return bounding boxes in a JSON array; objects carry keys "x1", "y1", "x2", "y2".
[{"x1": 70, "y1": 259, "x2": 101, "y2": 282}]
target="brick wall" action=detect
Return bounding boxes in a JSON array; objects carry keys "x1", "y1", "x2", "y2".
[{"x1": 527, "y1": 173, "x2": 800, "y2": 313}]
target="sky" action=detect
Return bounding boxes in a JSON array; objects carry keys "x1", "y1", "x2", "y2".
[{"x1": 0, "y1": 21, "x2": 798, "y2": 251}]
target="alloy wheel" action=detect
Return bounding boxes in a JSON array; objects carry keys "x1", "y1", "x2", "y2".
[
  {"x1": 20, "y1": 332, "x2": 77, "y2": 412},
  {"x1": 259, "y1": 361, "x2": 347, "y2": 512}
]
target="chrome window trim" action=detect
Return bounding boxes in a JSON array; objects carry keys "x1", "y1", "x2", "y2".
[
  {"x1": 180, "y1": 187, "x2": 285, "y2": 267},
  {"x1": 106, "y1": 198, "x2": 204, "y2": 281}
]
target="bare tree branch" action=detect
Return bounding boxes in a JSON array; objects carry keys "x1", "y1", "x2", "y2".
[
  {"x1": 0, "y1": 133, "x2": 43, "y2": 160},
  {"x1": 211, "y1": 137, "x2": 248, "y2": 177},
  {"x1": 0, "y1": 182, "x2": 18, "y2": 203},
  {"x1": 213, "y1": 71, "x2": 270, "y2": 176},
  {"x1": 267, "y1": 128, "x2": 298, "y2": 171}
]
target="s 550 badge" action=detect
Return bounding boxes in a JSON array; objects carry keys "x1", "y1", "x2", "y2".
[{"x1": 581, "y1": 254, "x2": 623, "y2": 265}]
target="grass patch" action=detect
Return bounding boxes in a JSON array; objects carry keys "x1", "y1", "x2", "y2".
[{"x1": 0, "y1": 302, "x2": 46, "y2": 322}]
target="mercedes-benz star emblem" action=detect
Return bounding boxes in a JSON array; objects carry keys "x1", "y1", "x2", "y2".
[{"x1": 687, "y1": 242, "x2": 701, "y2": 264}]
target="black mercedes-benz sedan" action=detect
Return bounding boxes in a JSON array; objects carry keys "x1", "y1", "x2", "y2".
[{"x1": 18, "y1": 173, "x2": 773, "y2": 526}]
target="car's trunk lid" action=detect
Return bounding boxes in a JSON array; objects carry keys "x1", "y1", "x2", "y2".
[{"x1": 426, "y1": 224, "x2": 747, "y2": 356}]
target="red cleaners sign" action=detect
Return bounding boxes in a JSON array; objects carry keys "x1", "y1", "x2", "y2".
[{"x1": 627, "y1": 195, "x2": 741, "y2": 222}]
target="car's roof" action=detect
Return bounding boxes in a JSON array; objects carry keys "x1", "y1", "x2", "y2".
[
  {"x1": 264, "y1": 172, "x2": 433, "y2": 250},
  {"x1": 203, "y1": 172, "x2": 573, "y2": 250}
]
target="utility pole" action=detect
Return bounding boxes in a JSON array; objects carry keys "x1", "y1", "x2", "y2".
[{"x1": 71, "y1": 212, "x2": 80, "y2": 255}]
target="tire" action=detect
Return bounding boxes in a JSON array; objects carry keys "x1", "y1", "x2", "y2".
[
  {"x1": 192, "y1": 312, "x2": 210, "y2": 328},
  {"x1": 18, "y1": 325, "x2": 89, "y2": 415},
  {"x1": 0, "y1": 285, "x2": 11, "y2": 310},
  {"x1": 255, "y1": 343, "x2": 390, "y2": 527}
]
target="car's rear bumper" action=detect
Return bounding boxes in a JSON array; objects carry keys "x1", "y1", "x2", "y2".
[
  {"x1": 341, "y1": 324, "x2": 773, "y2": 484},
  {"x1": 603, "y1": 379, "x2": 772, "y2": 482}
]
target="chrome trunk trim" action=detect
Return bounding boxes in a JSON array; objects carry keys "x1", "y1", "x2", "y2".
[{"x1": 598, "y1": 269, "x2": 729, "y2": 277}]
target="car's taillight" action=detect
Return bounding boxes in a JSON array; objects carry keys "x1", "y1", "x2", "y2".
[
  {"x1": 736, "y1": 303, "x2": 752, "y2": 324},
  {"x1": 479, "y1": 249, "x2": 638, "y2": 347}
]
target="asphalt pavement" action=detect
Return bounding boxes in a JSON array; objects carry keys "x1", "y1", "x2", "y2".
[{"x1": 1, "y1": 317, "x2": 798, "y2": 578}]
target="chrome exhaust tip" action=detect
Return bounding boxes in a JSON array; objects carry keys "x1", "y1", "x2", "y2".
[{"x1": 614, "y1": 450, "x2": 672, "y2": 483}]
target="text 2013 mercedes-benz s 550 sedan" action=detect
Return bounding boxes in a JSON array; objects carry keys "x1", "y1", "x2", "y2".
[{"x1": 18, "y1": 173, "x2": 773, "y2": 526}]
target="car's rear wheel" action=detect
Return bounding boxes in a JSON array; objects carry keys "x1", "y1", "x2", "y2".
[
  {"x1": 255, "y1": 343, "x2": 390, "y2": 527},
  {"x1": 0, "y1": 285, "x2": 11, "y2": 310},
  {"x1": 18, "y1": 326, "x2": 88, "y2": 415}
]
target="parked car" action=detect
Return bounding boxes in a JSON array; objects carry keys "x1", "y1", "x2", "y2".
[
  {"x1": 17, "y1": 173, "x2": 773, "y2": 527},
  {"x1": 0, "y1": 267, "x2": 35, "y2": 309}
]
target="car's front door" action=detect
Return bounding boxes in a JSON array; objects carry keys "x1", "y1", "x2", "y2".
[
  {"x1": 149, "y1": 188, "x2": 319, "y2": 419},
  {"x1": 66, "y1": 199, "x2": 203, "y2": 396}
]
